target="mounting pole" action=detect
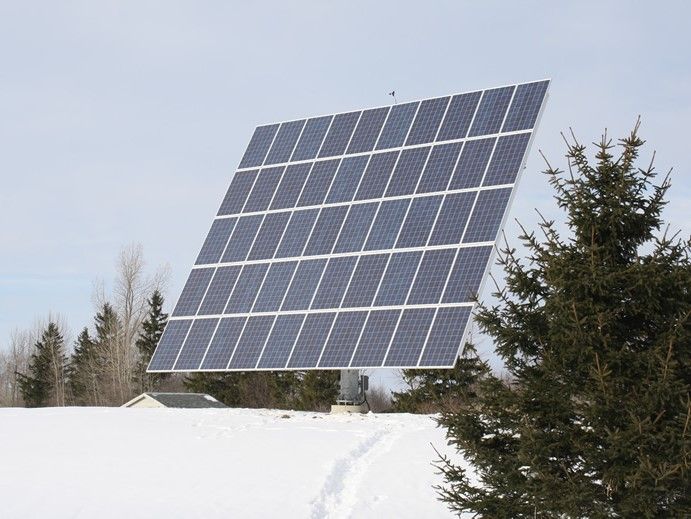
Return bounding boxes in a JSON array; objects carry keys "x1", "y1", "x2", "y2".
[{"x1": 331, "y1": 369, "x2": 369, "y2": 414}]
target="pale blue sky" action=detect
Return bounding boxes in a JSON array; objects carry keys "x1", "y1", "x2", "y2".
[{"x1": 1, "y1": 1, "x2": 689, "y2": 376}]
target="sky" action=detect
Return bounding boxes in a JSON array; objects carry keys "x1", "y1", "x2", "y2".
[{"x1": 1, "y1": 2, "x2": 690, "y2": 381}]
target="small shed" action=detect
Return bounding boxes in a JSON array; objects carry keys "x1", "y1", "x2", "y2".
[{"x1": 122, "y1": 392, "x2": 227, "y2": 409}]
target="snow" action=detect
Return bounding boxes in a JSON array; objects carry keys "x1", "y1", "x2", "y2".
[{"x1": 0, "y1": 407, "x2": 469, "y2": 518}]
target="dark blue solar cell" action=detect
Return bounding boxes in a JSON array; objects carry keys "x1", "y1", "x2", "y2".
[
  {"x1": 200, "y1": 317, "x2": 245, "y2": 369},
  {"x1": 281, "y1": 259, "x2": 327, "y2": 311},
  {"x1": 274, "y1": 208, "x2": 319, "y2": 258},
  {"x1": 419, "y1": 306, "x2": 472, "y2": 367},
  {"x1": 364, "y1": 198, "x2": 409, "y2": 251},
  {"x1": 228, "y1": 315, "x2": 275, "y2": 369},
  {"x1": 326, "y1": 156, "x2": 369, "y2": 204},
  {"x1": 239, "y1": 124, "x2": 279, "y2": 169},
  {"x1": 342, "y1": 254, "x2": 389, "y2": 308},
  {"x1": 318, "y1": 111, "x2": 360, "y2": 158},
  {"x1": 291, "y1": 116, "x2": 332, "y2": 161},
  {"x1": 349, "y1": 310, "x2": 400, "y2": 367},
  {"x1": 311, "y1": 256, "x2": 358, "y2": 309},
  {"x1": 385, "y1": 146, "x2": 430, "y2": 197},
  {"x1": 396, "y1": 195, "x2": 442, "y2": 248},
  {"x1": 220, "y1": 214, "x2": 263, "y2": 263},
  {"x1": 174, "y1": 318, "x2": 219, "y2": 370},
  {"x1": 437, "y1": 91, "x2": 482, "y2": 141},
  {"x1": 462, "y1": 188, "x2": 512, "y2": 243},
  {"x1": 502, "y1": 80, "x2": 549, "y2": 132},
  {"x1": 318, "y1": 311, "x2": 368, "y2": 368},
  {"x1": 257, "y1": 314, "x2": 305, "y2": 369},
  {"x1": 287, "y1": 312, "x2": 336, "y2": 368},
  {"x1": 270, "y1": 163, "x2": 311, "y2": 210},
  {"x1": 354, "y1": 151, "x2": 398, "y2": 200},
  {"x1": 247, "y1": 212, "x2": 291, "y2": 260},
  {"x1": 218, "y1": 170, "x2": 258, "y2": 216},
  {"x1": 224, "y1": 263, "x2": 269, "y2": 314},
  {"x1": 196, "y1": 218, "x2": 237, "y2": 265},
  {"x1": 376, "y1": 102, "x2": 419, "y2": 150},
  {"x1": 303, "y1": 205, "x2": 349, "y2": 256},
  {"x1": 384, "y1": 308, "x2": 435, "y2": 366},
  {"x1": 428, "y1": 192, "x2": 475, "y2": 245},
  {"x1": 468, "y1": 86, "x2": 515, "y2": 137},
  {"x1": 482, "y1": 133, "x2": 530, "y2": 186},
  {"x1": 198, "y1": 266, "x2": 241, "y2": 315},
  {"x1": 405, "y1": 96, "x2": 450, "y2": 145},
  {"x1": 148, "y1": 319, "x2": 192, "y2": 371},
  {"x1": 347, "y1": 107, "x2": 389, "y2": 154},
  {"x1": 333, "y1": 203, "x2": 378, "y2": 253},
  {"x1": 417, "y1": 142, "x2": 463, "y2": 194},
  {"x1": 264, "y1": 120, "x2": 306, "y2": 165},
  {"x1": 297, "y1": 160, "x2": 339, "y2": 207},
  {"x1": 448, "y1": 138, "x2": 495, "y2": 190},
  {"x1": 243, "y1": 166, "x2": 284, "y2": 213},
  {"x1": 172, "y1": 268, "x2": 214, "y2": 317},
  {"x1": 407, "y1": 249, "x2": 457, "y2": 304},
  {"x1": 252, "y1": 261, "x2": 297, "y2": 312},
  {"x1": 442, "y1": 246, "x2": 492, "y2": 303},
  {"x1": 374, "y1": 251, "x2": 422, "y2": 306}
]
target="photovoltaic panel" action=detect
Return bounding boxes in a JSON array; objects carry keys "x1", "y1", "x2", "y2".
[{"x1": 149, "y1": 79, "x2": 549, "y2": 372}]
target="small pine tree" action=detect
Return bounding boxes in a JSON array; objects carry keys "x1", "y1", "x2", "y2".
[
  {"x1": 135, "y1": 290, "x2": 168, "y2": 392},
  {"x1": 296, "y1": 370, "x2": 339, "y2": 411},
  {"x1": 392, "y1": 345, "x2": 489, "y2": 413},
  {"x1": 437, "y1": 124, "x2": 690, "y2": 517},
  {"x1": 18, "y1": 322, "x2": 68, "y2": 407},
  {"x1": 67, "y1": 328, "x2": 100, "y2": 405}
]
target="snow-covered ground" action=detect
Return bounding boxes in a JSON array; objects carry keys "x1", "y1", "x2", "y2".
[{"x1": 0, "y1": 407, "x2": 467, "y2": 518}]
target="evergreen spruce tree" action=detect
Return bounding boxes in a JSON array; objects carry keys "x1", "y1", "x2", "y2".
[
  {"x1": 437, "y1": 124, "x2": 690, "y2": 517},
  {"x1": 67, "y1": 328, "x2": 99, "y2": 405},
  {"x1": 296, "y1": 370, "x2": 339, "y2": 411},
  {"x1": 18, "y1": 322, "x2": 68, "y2": 407},
  {"x1": 135, "y1": 290, "x2": 168, "y2": 392},
  {"x1": 392, "y1": 345, "x2": 489, "y2": 413},
  {"x1": 92, "y1": 302, "x2": 125, "y2": 404}
]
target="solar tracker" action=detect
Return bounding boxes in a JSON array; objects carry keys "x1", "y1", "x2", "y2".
[{"x1": 148, "y1": 79, "x2": 549, "y2": 372}]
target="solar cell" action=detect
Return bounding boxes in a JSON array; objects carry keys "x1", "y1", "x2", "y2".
[
  {"x1": 243, "y1": 166, "x2": 284, "y2": 213},
  {"x1": 385, "y1": 146, "x2": 430, "y2": 197},
  {"x1": 218, "y1": 170, "x2": 257, "y2": 216},
  {"x1": 350, "y1": 310, "x2": 400, "y2": 367},
  {"x1": 418, "y1": 306, "x2": 472, "y2": 366},
  {"x1": 318, "y1": 311, "x2": 368, "y2": 368},
  {"x1": 239, "y1": 124, "x2": 279, "y2": 168},
  {"x1": 149, "y1": 79, "x2": 548, "y2": 372},
  {"x1": 196, "y1": 217, "x2": 237, "y2": 265},
  {"x1": 462, "y1": 188, "x2": 512, "y2": 243},
  {"x1": 264, "y1": 120, "x2": 305, "y2": 165},
  {"x1": 172, "y1": 269, "x2": 214, "y2": 317},
  {"x1": 270, "y1": 163, "x2": 311, "y2": 210},
  {"x1": 437, "y1": 91, "x2": 481, "y2": 141},
  {"x1": 287, "y1": 312, "x2": 336, "y2": 368},
  {"x1": 347, "y1": 107, "x2": 389, "y2": 154},
  {"x1": 291, "y1": 116, "x2": 331, "y2": 161},
  {"x1": 198, "y1": 266, "x2": 241, "y2": 315},
  {"x1": 417, "y1": 142, "x2": 463, "y2": 194},
  {"x1": 483, "y1": 133, "x2": 531, "y2": 186},
  {"x1": 220, "y1": 214, "x2": 263, "y2": 263},
  {"x1": 318, "y1": 111, "x2": 361, "y2": 158},
  {"x1": 257, "y1": 314, "x2": 304, "y2": 369},
  {"x1": 174, "y1": 318, "x2": 219, "y2": 370},
  {"x1": 405, "y1": 96, "x2": 450, "y2": 145},
  {"x1": 468, "y1": 86, "x2": 515, "y2": 137},
  {"x1": 376, "y1": 102, "x2": 418, "y2": 150}
]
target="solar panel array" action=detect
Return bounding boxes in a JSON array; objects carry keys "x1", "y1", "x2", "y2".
[{"x1": 148, "y1": 80, "x2": 549, "y2": 372}]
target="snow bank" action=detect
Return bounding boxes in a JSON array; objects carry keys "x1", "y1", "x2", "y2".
[{"x1": 0, "y1": 407, "x2": 469, "y2": 518}]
